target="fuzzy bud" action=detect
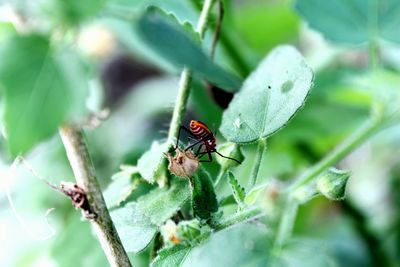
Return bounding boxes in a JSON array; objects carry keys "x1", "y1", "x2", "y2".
[
  {"x1": 316, "y1": 168, "x2": 350, "y2": 201},
  {"x1": 216, "y1": 143, "x2": 244, "y2": 169}
]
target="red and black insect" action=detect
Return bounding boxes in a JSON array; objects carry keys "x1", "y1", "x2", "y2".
[{"x1": 175, "y1": 120, "x2": 241, "y2": 164}]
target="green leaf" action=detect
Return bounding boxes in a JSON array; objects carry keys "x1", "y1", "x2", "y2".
[
  {"x1": 136, "y1": 6, "x2": 242, "y2": 92},
  {"x1": 244, "y1": 183, "x2": 268, "y2": 205},
  {"x1": 295, "y1": 0, "x2": 400, "y2": 45},
  {"x1": 227, "y1": 172, "x2": 246, "y2": 206},
  {"x1": 181, "y1": 224, "x2": 271, "y2": 267},
  {"x1": 137, "y1": 179, "x2": 191, "y2": 226},
  {"x1": 151, "y1": 244, "x2": 191, "y2": 267},
  {"x1": 0, "y1": 34, "x2": 88, "y2": 155},
  {"x1": 220, "y1": 45, "x2": 313, "y2": 144},
  {"x1": 137, "y1": 141, "x2": 168, "y2": 184},
  {"x1": 44, "y1": 0, "x2": 104, "y2": 26},
  {"x1": 191, "y1": 168, "x2": 218, "y2": 220},
  {"x1": 104, "y1": 167, "x2": 142, "y2": 208},
  {"x1": 111, "y1": 203, "x2": 158, "y2": 253}
]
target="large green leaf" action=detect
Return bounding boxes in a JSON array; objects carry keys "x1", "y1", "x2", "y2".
[
  {"x1": 0, "y1": 35, "x2": 88, "y2": 155},
  {"x1": 295, "y1": 0, "x2": 400, "y2": 45},
  {"x1": 182, "y1": 224, "x2": 271, "y2": 267},
  {"x1": 151, "y1": 244, "x2": 191, "y2": 267},
  {"x1": 137, "y1": 179, "x2": 191, "y2": 226},
  {"x1": 136, "y1": 7, "x2": 242, "y2": 92},
  {"x1": 111, "y1": 203, "x2": 158, "y2": 253},
  {"x1": 220, "y1": 45, "x2": 313, "y2": 144}
]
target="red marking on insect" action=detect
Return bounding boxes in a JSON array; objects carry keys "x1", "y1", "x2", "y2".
[{"x1": 176, "y1": 120, "x2": 241, "y2": 164}]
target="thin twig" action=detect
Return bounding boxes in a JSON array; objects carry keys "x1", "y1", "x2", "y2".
[{"x1": 59, "y1": 125, "x2": 132, "y2": 267}]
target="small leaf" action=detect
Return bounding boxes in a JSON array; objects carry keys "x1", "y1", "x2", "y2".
[
  {"x1": 220, "y1": 45, "x2": 313, "y2": 144},
  {"x1": 244, "y1": 183, "x2": 268, "y2": 205},
  {"x1": 295, "y1": 0, "x2": 400, "y2": 45},
  {"x1": 137, "y1": 179, "x2": 191, "y2": 226},
  {"x1": 316, "y1": 168, "x2": 350, "y2": 201},
  {"x1": 151, "y1": 244, "x2": 191, "y2": 267},
  {"x1": 191, "y1": 168, "x2": 218, "y2": 220},
  {"x1": 227, "y1": 172, "x2": 246, "y2": 206},
  {"x1": 104, "y1": 167, "x2": 142, "y2": 208},
  {"x1": 0, "y1": 34, "x2": 88, "y2": 155},
  {"x1": 136, "y1": 6, "x2": 242, "y2": 92},
  {"x1": 137, "y1": 141, "x2": 168, "y2": 184},
  {"x1": 111, "y1": 203, "x2": 157, "y2": 253}
]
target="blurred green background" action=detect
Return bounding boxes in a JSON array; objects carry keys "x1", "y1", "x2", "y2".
[{"x1": 0, "y1": 0, "x2": 399, "y2": 266}]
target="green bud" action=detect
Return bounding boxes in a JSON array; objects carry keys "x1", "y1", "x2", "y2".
[
  {"x1": 316, "y1": 168, "x2": 351, "y2": 201},
  {"x1": 216, "y1": 143, "x2": 244, "y2": 169}
]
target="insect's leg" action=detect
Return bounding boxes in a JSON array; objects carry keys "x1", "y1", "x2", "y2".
[
  {"x1": 195, "y1": 143, "x2": 205, "y2": 156},
  {"x1": 199, "y1": 151, "x2": 213, "y2": 163},
  {"x1": 185, "y1": 136, "x2": 207, "y2": 151},
  {"x1": 175, "y1": 126, "x2": 195, "y2": 150},
  {"x1": 214, "y1": 150, "x2": 241, "y2": 164}
]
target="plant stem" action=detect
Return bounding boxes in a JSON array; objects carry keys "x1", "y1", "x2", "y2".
[
  {"x1": 289, "y1": 118, "x2": 382, "y2": 192},
  {"x1": 214, "y1": 167, "x2": 227, "y2": 187},
  {"x1": 189, "y1": 0, "x2": 250, "y2": 77},
  {"x1": 248, "y1": 140, "x2": 267, "y2": 188},
  {"x1": 59, "y1": 125, "x2": 132, "y2": 267},
  {"x1": 273, "y1": 201, "x2": 298, "y2": 252},
  {"x1": 166, "y1": 0, "x2": 216, "y2": 148},
  {"x1": 214, "y1": 207, "x2": 263, "y2": 231}
]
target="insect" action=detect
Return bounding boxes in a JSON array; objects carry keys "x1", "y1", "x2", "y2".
[{"x1": 175, "y1": 120, "x2": 241, "y2": 164}]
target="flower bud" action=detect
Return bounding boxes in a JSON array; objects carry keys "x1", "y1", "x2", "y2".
[
  {"x1": 316, "y1": 168, "x2": 350, "y2": 201},
  {"x1": 216, "y1": 143, "x2": 244, "y2": 169}
]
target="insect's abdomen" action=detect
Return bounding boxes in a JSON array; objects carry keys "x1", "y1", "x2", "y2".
[{"x1": 190, "y1": 120, "x2": 211, "y2": 139}]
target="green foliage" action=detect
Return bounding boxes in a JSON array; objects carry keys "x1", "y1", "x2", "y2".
[
  {"x1": 182, "y1": 224, "x2": 271, "y2": 267},
  {"x1": 191, "y1": 168, "x2": 218, "y2": 220},
  {"x1": 136, "y1": 6, "x2": 242, "y2": 92},
  {"x1": 295, "y1": 0, "x2": 400, "y2": 45},
  {"x1": 137, "y1": 179, "x2": 190, "y2": 226},
  {"x1": 0, "y1": 34, "x2": 87, "y2": 155},
  {"x1": 137, "y1": 141, "x2": 168, "y2": 184},
  {"x1": 111, "y1": 203, "x2": 158, "y2": 253},
  {"x1": 151, "y1": 244, "x2": 191, "y2": 267},
  {"x1": 220, "y1": 45, "x2": 313, "y2": 144},
  {"x1": 227, "y1": 171, "x2": 246, "y2": 207}
]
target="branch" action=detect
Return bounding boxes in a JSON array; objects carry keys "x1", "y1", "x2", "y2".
[
  {"x1": 166, "y1": 0, "x2": 217, "y2": 148},
  {"x1": 59, "y1": 125, "x2": 132, "y2": 267}
]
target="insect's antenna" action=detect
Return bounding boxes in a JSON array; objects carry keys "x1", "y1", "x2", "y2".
[
  {"x1": 214, "y1": 151, "x2": 241, "y2": 164},
  {"x1": 17, "y1": 156, "x2": 61, "y2": 193},
  {"x1": 5, "y1": 157, "x2": 57, "y2": 241}
]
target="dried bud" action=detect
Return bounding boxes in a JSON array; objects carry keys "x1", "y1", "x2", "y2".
[
  {"x1": 216, "y1": 143, "x2": 244, "y2": 169},
  {"x1": 316, "y1": 168, "x2": 350, "y2": 201},
  {"x1": 165, "y1": 148, "x2": 199, "y2": 178},
  {"x1": 160, "y1": 220, "x2": 180, "y2": 245},
  {"x1": 59, "y1": 182, "x2": 97, "y2": 220}
]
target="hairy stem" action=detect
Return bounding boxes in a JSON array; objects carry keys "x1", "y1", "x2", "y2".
[
  {"x1": 214, "y1": 167, "x2": 227, "y2": 187},
  {"x1": 59, "y1": 125, "x2": 131, "y2": 267},
  {"x1": 273, "y1": 201, "x2": 298, "y2": 256},
  {"x1": 248, "y1": 140, "x2": 267, "y2": 188},
  {"x1": 289, "y1": 118, "x2": 382, "y2": 192},
  {"x1": 166, "y1": 0, "x2": 216, "y2": 148},
  {"x1": 214, "y1": 207, "x2": 263, "y2": 231},
  {"x1": 189, "y1": 0, "x2": 250, "y2": 77}
]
